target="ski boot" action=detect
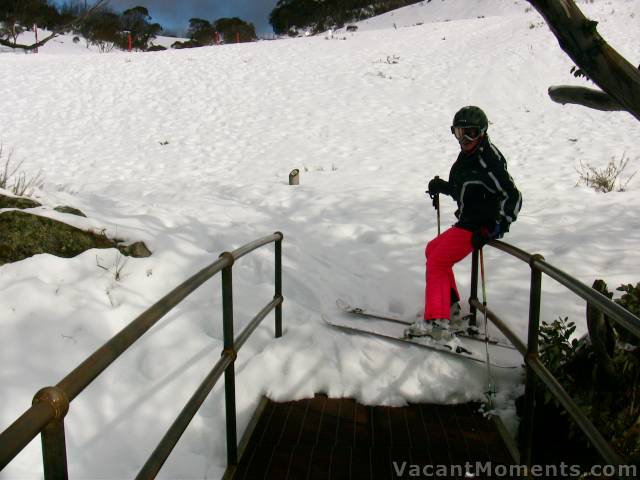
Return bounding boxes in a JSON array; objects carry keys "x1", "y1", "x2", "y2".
[{"x1": 406, "y1": 319, "x2": 451, "y2": 341}]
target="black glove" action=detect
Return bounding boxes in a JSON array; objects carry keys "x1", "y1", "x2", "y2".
[
  {"x1": 427, "y1": 177, "x2": 450, "y2": 196},
  {"x1": 471, "y1": 229, "x2": 490, "y2": 250},
  {"x1": 471, "y1": 221, "x2": 509, "y2": 249},
  {"x1": 497, "y1": 219, "x2": 510, "y2": 238}
]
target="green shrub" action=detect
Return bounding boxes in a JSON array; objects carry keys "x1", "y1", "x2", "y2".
[
  {"x1": 537, "y1": 279, "x2": 640, "y2": 462},
  {"x1": 616, "y1": 283, "x2": 640, "y2": 317},
  {"x1": 539, "y1": 317, "x2": 578, "y2": 374}
]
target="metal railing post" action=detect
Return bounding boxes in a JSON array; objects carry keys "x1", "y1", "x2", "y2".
[
  {"x1": 220, "y1": 252, "x2": 238, "y2": 467},
  {"x1": 521, "y1": 254, "x2": 544, "y2": 466},
  {"x1": 469, "y1": 249, "x2": 479, "y2": 326},
  {"x1": 33, "y1": 387, "x2": 70, "y2": 480},
  {"x1": 274, "y1": 232, "x2": 283, "y2": 338}
]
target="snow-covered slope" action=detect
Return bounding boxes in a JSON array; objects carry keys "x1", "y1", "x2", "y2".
[
  {"x1": 341, "y1": 0, "x2": 531, "y2": 32},
  {"x1": 1, "y1": 0, "x2": 639, "y2": 478},
  {"x1": 338, "y1": 0, "x2": 635, "y2": 33}
]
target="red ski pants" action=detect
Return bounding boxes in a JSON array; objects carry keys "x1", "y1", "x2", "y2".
[{"x1": 424, "y1": 226, "x2": 473, "y2": 320}]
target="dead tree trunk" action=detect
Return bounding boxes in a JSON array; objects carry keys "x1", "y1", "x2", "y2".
[{"x1": 527, "y1": 0, "x2": 640, "y2": 121}]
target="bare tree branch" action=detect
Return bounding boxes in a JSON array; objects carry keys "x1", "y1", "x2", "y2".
[
  {"x1": 548, "y1": 85, "x2": 623, "y2": 112},
  {"x1": 527, "y1": 0, "x2": 640, "y2": 121},
  {"x1": 0, "y1": 0, "x2": 110, "y2": 51},
  {"x1": 0, "y1": 30, "x2": 58, "y2": 50}
]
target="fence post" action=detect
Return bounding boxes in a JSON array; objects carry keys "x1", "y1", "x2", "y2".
[
  {"x1": 33, "y1": 24, "x2": 39, "y2": 53},
  {"x1": 521, "y1": 254, "x2": 544, "y2": 466},
  {"x1": 33, "y1": 387, "x2": 70, "y2": 480},
  {"x1": 469, "y1": 249, "x2": 479, "y2": 326},
  {"x1": 274, "y1": 232, "x2": 283, "y2": 338},
  {"x1": 220, "y1": 252, "x2": 238, "y2": 467}
]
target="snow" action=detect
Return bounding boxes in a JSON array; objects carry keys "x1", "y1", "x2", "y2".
[{"x1": 1, "y1": 0, "x2": 639, "y2": 477}]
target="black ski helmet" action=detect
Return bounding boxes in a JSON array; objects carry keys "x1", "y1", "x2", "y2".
[{"x1": 451, "y1": 106, "x2": 488, "y2": 135}]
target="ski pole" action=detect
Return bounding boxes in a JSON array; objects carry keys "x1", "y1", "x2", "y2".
[
  {"x1": 428, "y1": 175, "x2": 441, "y2": 236},
  {"x1": 480, "y1": 248, "x2": 495, "y2": 408},
  {"x1": 435, "y1": 193, "x2": 440, "y2": 236}
]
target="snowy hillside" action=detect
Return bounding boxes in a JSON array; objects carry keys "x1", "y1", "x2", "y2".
[
  {"x1": 339, "y1": 0, "x2": 529, "y2": 31},
  {"x1": 1, "y1": 0, "x2": 639, "y2": 478}
]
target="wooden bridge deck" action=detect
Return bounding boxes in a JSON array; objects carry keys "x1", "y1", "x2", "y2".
[{"x1": 230, "y1": 394, "x2": 516, "y2": 480}]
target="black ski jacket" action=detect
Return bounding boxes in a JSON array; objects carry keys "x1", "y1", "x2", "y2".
[{"x1": 443, "y1": 136, "x2": 522, "y2": 233}]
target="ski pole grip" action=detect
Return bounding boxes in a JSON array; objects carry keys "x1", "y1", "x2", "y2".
[{"x1": 427, "y1": 175, "x2": 440, "y2": 198}]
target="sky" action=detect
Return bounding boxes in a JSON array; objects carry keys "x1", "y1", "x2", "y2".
[{"x1": 52, "y1": 0, "x2": 279, "y2": 36}]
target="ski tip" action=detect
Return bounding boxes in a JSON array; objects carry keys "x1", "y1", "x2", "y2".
[{"x1": 321, "y1": 313, "x2": 335, "y2": 325}]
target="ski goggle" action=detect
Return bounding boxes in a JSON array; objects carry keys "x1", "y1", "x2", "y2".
[{"x1": 451, "y1": 126, "x2": 482, "y2": 142}]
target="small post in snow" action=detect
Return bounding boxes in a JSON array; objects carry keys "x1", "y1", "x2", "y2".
[
  {"x1": 123, "y1": 31, "x2": 132, "y2": 52},
  {"x1": 33, "y1": 24, "x2": 38, "y2": 53},
  {"x1": 236, "y1": 32, "x2": 240, "y2": 43},
  {"x1": 289, "y1": 169, "x2": 300, "y2": 185}
]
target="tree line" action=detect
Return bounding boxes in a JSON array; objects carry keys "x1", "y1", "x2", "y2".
[
  {"x1": 268, "y1": 0, "x2": 424, "y2": 35},
  {"x1": 0, "y1": 0, "x2": 257, "y2": 51},
  {"x1": 175, "y1": 17, "x2": 256, "y2": 49}
]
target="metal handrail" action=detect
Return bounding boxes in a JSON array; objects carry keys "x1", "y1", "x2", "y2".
[
  {"x1": 471, "y1": 239, "x2": 640, "y2": 472},
  {"x1": 0, "y1": 232, "x2": 284, "y2": 479}
]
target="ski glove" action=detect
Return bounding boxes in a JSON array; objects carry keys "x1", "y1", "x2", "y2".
[
  {"x1": 471, "y1": 222, "x2": 506, "y2": 250},
  {"x1": 427, "y1": 177, "x2": 450, "y2": 196},
  {"x1": 471, "y1": 230, "x2": 489, "y2": 250}
]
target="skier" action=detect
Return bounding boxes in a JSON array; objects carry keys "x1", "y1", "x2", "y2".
[{"x1": 408, "y1": 106, "x2": 522, "y2": 339}]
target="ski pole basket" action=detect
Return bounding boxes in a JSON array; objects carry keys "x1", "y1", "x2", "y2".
[
  {"x1": 0, "y1": 232, "x2": 284, "y2": 479},
  {"x1": 467, "y1": 240, "x2": 640, "y2": 474}
]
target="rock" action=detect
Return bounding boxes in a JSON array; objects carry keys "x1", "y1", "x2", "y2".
[
  {"x1": 54, "y1": 206, "x2": 87, "y2": 217},
  {"x1": 0, "y1": 193, "x2": 41, "y2": 209},
  {"x1": 1, "y1": 210, "x2": 117, "y2": 265},
  {"x1": 118, "y1": 241, "x2": 152, "y2": 258}
]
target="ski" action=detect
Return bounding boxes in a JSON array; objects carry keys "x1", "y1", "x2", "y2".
[
  {"x1": 323, "y1": 316, "x2": 518, "y2": 369},
  {"x1": 336, "y1": 299, "x2": 515, "y2": 350}
]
